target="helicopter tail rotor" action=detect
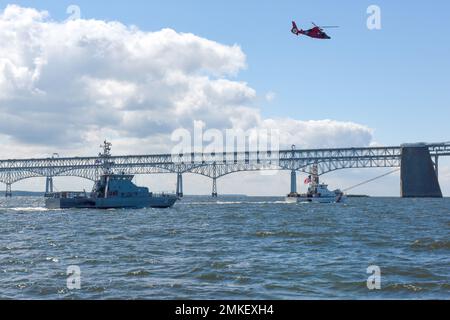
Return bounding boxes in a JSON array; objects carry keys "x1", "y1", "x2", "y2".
[{"x1": 312, "y1": 22, "x2": 339, "y2": 31}]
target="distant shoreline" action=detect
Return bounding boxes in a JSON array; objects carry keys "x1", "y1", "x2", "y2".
[
  {"x1": 6, "y1": 193, "x2": 450, "y2": 198},
  {"x1": 8, "y1": 192, "x2": 370, "y2": 198}
]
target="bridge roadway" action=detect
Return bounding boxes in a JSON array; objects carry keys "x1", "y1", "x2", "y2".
[{"x1": 1, "y1": 142, "x2": 449, "y2": 197}]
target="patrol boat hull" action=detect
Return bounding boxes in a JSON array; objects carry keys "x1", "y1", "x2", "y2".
[
  {"x1": 45, "y1": 195, "x2": 177, "y2": 209},
  {"x1": 285, "y1": 194, "x2": 345, "y2": 204}
]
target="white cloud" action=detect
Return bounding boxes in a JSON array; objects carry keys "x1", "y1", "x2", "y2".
[
  {"x1": 261, "y1": 119, "x2": 373, "y2": 149},
  {"x1": 0, "y1": 4, "x2": 373, "y2": 160},
  {"x1": 438, "y1": 162, "x2": 450, "y2": 195}
]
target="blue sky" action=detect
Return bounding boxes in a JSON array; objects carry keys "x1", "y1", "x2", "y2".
[{"x1": 3, "y1": 0, "x2": 449, "y2": 145}]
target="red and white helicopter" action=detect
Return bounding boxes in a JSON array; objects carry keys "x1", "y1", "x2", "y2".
[{"x1": 291, "y1": 21, "x2": 339, "y2": 39}]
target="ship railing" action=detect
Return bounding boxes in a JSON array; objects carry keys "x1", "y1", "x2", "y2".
[
  {"x1": 45, "y1": 191, "x2": 89, "y2": 199},
  {"x1": 150, "y1": 192, "x2": 177, "y2": 198}
]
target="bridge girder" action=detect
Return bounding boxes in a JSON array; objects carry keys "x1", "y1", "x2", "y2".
[
  {"x1": 0, "y1": 144, "x2": 448, "y2": 187},
  {"x1": 0, "y1": 170, "x2": 42, "y2": 185}
]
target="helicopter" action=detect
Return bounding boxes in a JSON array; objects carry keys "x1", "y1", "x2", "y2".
[{"x1": 291, "y1": 21, "x2": 339, "y2": 39}]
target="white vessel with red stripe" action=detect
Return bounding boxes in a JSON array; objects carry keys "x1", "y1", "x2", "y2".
[{"x1": 286, "y1": 164, "x2": 345, "y2": 204}]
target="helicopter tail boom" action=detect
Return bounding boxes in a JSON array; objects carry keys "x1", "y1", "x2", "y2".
[{"x1": 291, "y1": 21, "x2": 301, "y2": 35}]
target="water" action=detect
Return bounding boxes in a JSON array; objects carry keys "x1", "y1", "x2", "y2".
[{"x1": 0, "y1": 196, "x2": 449, "y2": 300}]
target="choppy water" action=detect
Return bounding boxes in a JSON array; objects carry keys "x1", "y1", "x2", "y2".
[{"x1": 0, "y1": 196, "x2": 449, "y2": 300}]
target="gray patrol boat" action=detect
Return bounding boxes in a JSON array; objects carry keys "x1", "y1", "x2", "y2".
[{"x1": 45, "y1": 141, "x2": 178, "y2": 209}]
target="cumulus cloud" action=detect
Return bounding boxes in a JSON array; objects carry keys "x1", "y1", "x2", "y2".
[
  {"x1": 0, "y1": 4, "x2": 373, "y2": 158},
  {"x1": 439, "y1": 164, "x2": 450, "y2": 194},
  {"x1": 261, "y1": 119, "x2": 373, "y2": 149}
]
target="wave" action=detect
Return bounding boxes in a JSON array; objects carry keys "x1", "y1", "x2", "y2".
[
  {"x1": 196, "y1": 272, "x2": 225, "y2": 281},
  {"x1": 254, "y1": 230, "x2": 311, "y2": 238},
  {"x1": 216, "y1": 201, "x2": 243, "y2": 205},
  {"x1": 382, "y1": 283, "x2": 444, "y2": 293},
  {"x1": 9, "y1": 207, "x2": 50, "y2": 212},
  {"x1": 126, "y1": 270, "x2": 151, "y2": 277},
  {"x1": 411, "y1": 238, "x2": 450, "y2": 251},
  {"x1": 185, "y1": 201, "x2": 292, "y2": 205}
]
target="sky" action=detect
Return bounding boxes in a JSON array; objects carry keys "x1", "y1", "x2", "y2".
[{"x1": 0, "y1": 1, "x2": 449, "y2": 196}]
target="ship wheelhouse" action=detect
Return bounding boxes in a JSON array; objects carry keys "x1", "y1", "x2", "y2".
[{"x1": 92, "y1": 174, "x2": 150, "y2": 199}]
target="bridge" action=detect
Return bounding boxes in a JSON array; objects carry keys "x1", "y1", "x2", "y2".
[{"x1": 1, "y1": 142, "x2": 449, "y2": 198}]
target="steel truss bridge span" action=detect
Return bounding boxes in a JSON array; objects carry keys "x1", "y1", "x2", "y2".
[{"x1": 0, "y1": 143, "x2": 449, "y2": 197}]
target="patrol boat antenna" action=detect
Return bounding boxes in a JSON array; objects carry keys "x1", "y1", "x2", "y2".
[{"x1": 99, "y1": 140, "x2": 114, "y2": 175}]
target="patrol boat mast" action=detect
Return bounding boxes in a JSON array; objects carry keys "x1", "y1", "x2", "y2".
[{"x1": 98, "y1": 141, "x2": 114, "y2": 199}]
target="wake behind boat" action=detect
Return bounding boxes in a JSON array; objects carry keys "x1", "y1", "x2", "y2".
[
  {"x1": 45, "y1": 141, "x2": 178, "y2": 209},
  {"x1": 286, "y1": 164, "x2": 345, "y2": 204}
]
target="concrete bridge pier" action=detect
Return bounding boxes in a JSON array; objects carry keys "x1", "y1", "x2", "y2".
[
  {"x1": 176, "y1": 173, "x2": 183, "y2": 198},
  {"x1": 212, "y1": 177, "x2": 218, "y2": 197},
  {"x1": 434, "y1": 155, "x2": 439, "y2": 179},
  {"x1": 5, "y1": 183, "x2": 12, "y2": 197},
  {"x1": 45, "y1": 176, "x2": 54, "y2": 195},
  {"x1": 290, "y1": 170, "x2": 297, "y2": 194},
  {"x1": 401, "y1": 144, "x2": 442, "y2": 198}
]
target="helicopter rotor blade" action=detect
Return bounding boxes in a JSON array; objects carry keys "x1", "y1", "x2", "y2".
[{"x1": 319, "y1": 26, "x2": 340, "y2": 29}]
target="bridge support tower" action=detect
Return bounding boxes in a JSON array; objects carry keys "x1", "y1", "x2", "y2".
[
  {"x1": 5, "y1": 183, "x2": 12, "y2": 197},
  {"x1": 176, "y1": 173, "x2": 183, "y2": 198},
  {"x1": 401, "y1": 144, "x2": 442, "y2": 198},
  {"x1": 45, "y1": 176, "x2": 54, "y2": 196},
  {"x1": 211, "y1": 163, "x2": 218, "y2": 197},
  {"x1": 212, "y1": 177, "x2": 218, "y2": 197},
  {"x1": 434, "y1": 154, "x2": 439, "y2": 180},
  {"x1": 290, "y1": 170, "x2": 297, "y2": 194}
]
